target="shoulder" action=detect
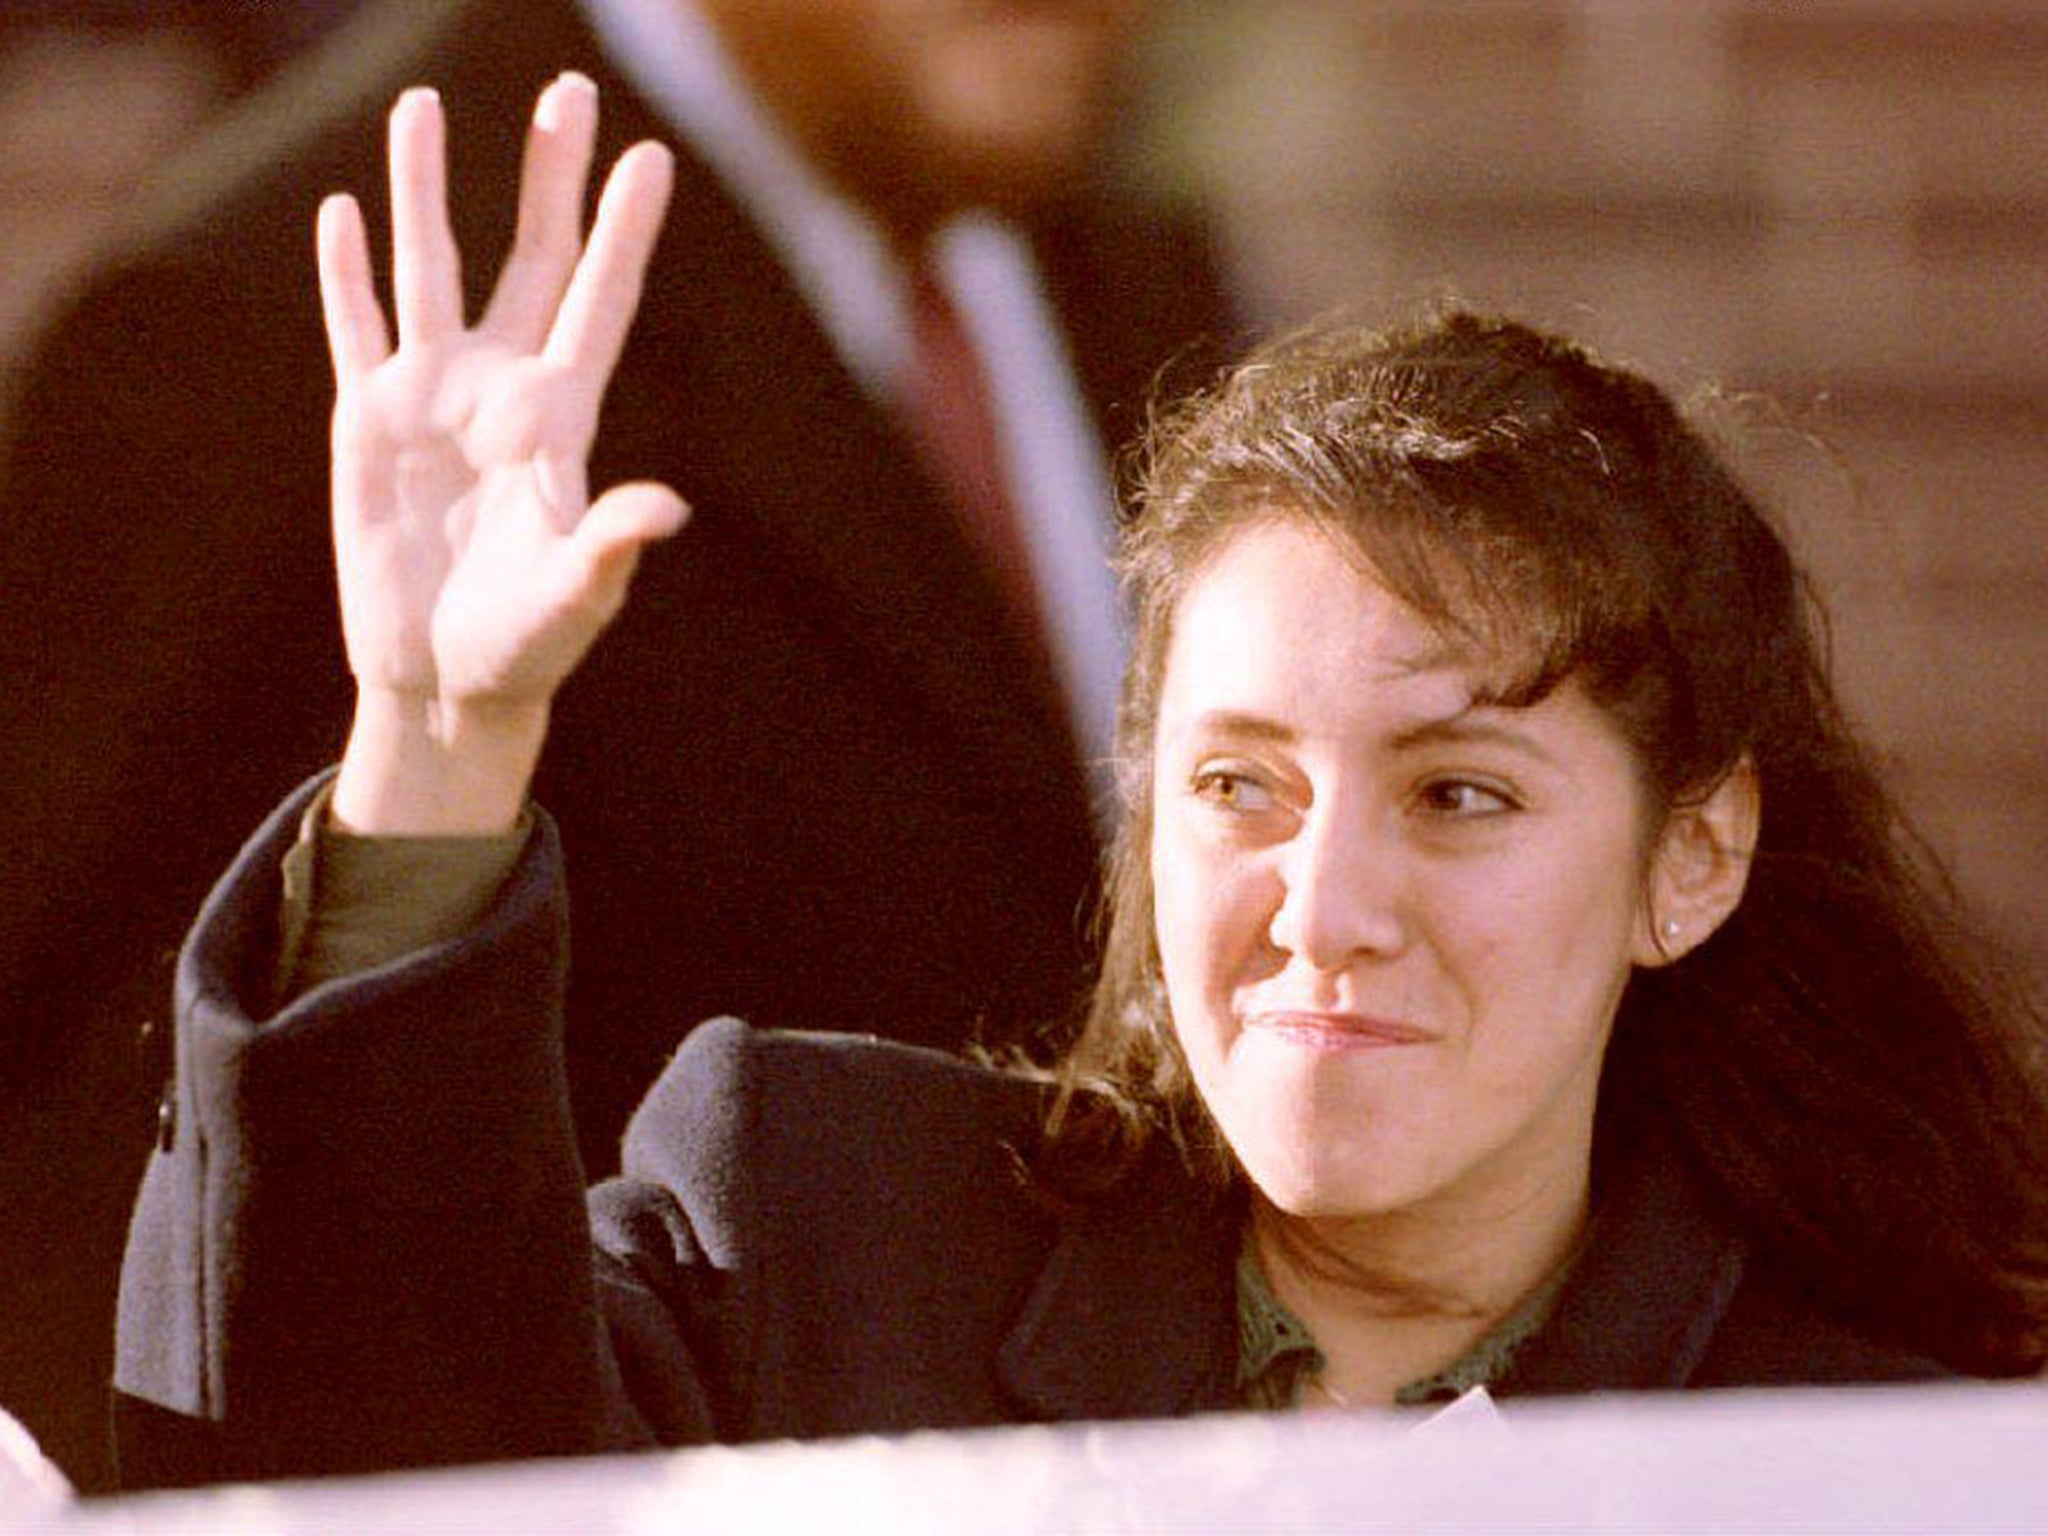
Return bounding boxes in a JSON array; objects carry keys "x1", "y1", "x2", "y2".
[
  {"x1": 1697, "y1": 1265, "x2": 1955, "y2": 1388},
  {"x1": 1506, "y1": 1119, "x2": 1958, "y2": 1395},
  {"x1": 620, "y1": 1019, "x2": 1049, "y2": 1243},
  {"x1": 100, "y1": 1, "x2": 478, "y2": 273},
  {"x1": 1026, "y1": 192, "x2": 1244, "y2": 421},
  {"x1": 1029, "y1": 190, "x2": 1227, "y2": 301},
  {"x1": 8, "y1": 6, "x2": 448, "y2": 431},
  {"x1": 1, "y1": 0, "x2": 650, "y2": 497}
]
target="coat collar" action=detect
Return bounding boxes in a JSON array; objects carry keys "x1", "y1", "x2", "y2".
[
  {"x1": 999, "y1": 1123, "x2": 1751, "y2": 1417},
  {"x1": 1499, "y1": 1124, "x2": 1749, "y2": 1395}
]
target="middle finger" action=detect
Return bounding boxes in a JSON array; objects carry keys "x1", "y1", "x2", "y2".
[{"x1": 388, "y1": 87, "x2": 464, "y2": 345}]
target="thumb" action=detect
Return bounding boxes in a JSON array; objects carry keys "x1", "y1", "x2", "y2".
[{"x1": 575, "y1": 480, "x2": 690, "y2": 570}]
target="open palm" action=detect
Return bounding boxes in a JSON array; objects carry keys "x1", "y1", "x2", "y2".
[
  {"x1": 323, "y1": 77, "x2": 681, "y2": 712},
  {"x1": 320, "y1": 77, "x2": 682, "y2": 831}
]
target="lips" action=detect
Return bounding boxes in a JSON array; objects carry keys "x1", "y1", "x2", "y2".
[{"x1": 1244, "y1": 1010, "x2": 1436, "y2": 1050}]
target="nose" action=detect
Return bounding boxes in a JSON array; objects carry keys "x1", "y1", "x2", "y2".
[{"x1": 1265, "y1": 798, "x2": 1407, "y2": 973}]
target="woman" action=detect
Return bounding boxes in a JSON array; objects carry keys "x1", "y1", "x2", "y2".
[{"x1": 115, "y1": 81, "x2": 2048, "y2": 1487}]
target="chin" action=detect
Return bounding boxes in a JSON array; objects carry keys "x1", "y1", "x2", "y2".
[
  {"x1": 938, "y1": 153, "x2": 1075, "y2": 217},
  {"x1": 1235, "y1": 1141, "x2": 1413, "y2": 1222},
  {"x1": 921, "y1": 111, "x2": 1097, "y2": 202}
]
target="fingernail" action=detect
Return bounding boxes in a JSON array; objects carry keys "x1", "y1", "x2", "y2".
[{"x1": 537, "y1": 72, "x2": 595, "y2": 131}]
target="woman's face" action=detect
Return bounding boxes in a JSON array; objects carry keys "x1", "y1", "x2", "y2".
[{"x1": 1150, "y1": 517, "x2": 1671, "y2": 1228}]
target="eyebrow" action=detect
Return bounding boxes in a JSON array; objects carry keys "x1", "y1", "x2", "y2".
[
  {"x1": 1391, "y1": 708, "x2": 1563, "y2": 769},
  {"x1": 1179, "y1": 705, "x2": 1564, "y2": 770},
  {"x1": 1177, "y1": 711, "x2": 1298, "y2": 746}
]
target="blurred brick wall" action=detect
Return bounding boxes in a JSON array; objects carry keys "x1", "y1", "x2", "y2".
[{"x1": 1138, "y1": 0, "x2": 2048, "y2": 995}]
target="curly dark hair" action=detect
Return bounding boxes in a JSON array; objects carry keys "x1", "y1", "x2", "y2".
[{"x1": 1045, "y1": 307, "x2": 2048, "y2": 1377}]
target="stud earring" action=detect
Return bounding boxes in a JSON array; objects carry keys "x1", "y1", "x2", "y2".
[{"x1": 1661, "y1": 918, "x2": 1682, "y2": 943}]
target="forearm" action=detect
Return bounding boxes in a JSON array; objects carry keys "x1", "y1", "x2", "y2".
[
  {"x1": 116, "y1": 781, "x2": 639, "y2": 1483},
  {"x1": 115, "y1": 67, "x2": 693, "y2": 1482},
  {"x1": 332, "y1": 687, "x2": 548, "y2": 836}
]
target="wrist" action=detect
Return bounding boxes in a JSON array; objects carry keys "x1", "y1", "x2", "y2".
[{"x1": 332, "y1": 688, "x2": 548, "y2": 835}]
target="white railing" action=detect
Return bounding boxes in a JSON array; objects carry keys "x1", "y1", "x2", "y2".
[{"x1": 32, "y1": 1381, "x2": 2048, "y2": 1535}]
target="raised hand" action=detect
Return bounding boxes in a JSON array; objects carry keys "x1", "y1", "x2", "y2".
[{"x1": 321, "y1": 76, "x2": 682, "y2": 834}]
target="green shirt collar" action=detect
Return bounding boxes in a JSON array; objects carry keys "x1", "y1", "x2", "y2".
[{"x1": 1234, "y1": 1232, "x2": 1579, "y2": 1409}]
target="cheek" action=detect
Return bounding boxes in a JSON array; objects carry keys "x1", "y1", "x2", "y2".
[
  {"x1": 1151, "y1": 818, "x2": 1267, "y2": 988},
  {"x1": 1148, "y1": 824, "x2": 1207, "y2": 1000},
  {"x1": 1151, "y1": 827, "x2": 1276, "y2": 1092},
  {"x1": 1439, "y1": 849, "x2": 1644, "y2": 1062}
]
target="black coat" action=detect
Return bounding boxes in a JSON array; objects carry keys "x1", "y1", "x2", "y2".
[
  {"x1": 115, "y1": 780, "x2": 1945, "y2": 1489},
  {"x1": 0, "y1": 0, "x2": 1233, "y2": 1482}
]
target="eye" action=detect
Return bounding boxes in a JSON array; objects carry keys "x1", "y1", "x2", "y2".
[
  {"x1": 1416, "y1": 776, "x2": 1518, "y2": 818},
  {"x1": 1190, "y1": 765, "x2": 1277, "y2": 815}
]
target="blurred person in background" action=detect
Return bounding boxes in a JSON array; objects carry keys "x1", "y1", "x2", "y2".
[{"x1": 0, "y1": 0, "x2": 1233, "y2": 1488}]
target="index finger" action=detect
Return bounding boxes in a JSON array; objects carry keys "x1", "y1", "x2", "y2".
[{"x1": 543, "y1": 140, "x2": 673, "y2": 383}]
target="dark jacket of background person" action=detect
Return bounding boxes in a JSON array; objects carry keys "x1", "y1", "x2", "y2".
[
  {"x1": 0, "y1": 0, "x2": 1234, "y2": 1488},
  {"x1": 115, "y1": 783, "x2": 1944, "y2": 1489}
]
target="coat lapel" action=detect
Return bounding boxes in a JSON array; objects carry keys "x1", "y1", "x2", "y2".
[
  {"x1": 999, "y1": 1149, "x2": 1242, "y2": 1421},
  {"x1": 601, "y1": 161, "x2": 1088, "y2": 833},
  {"x1": 1501, "y1": 1127, "x2": 1748, "y2": 1394},
  {"x1": 626, "y1": 231, "x2": 1082, "y2": 806}
]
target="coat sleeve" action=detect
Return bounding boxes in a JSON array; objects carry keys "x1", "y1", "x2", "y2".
[{"x1": 112, "y1": 779, "x2": 731, "y2": 1487}]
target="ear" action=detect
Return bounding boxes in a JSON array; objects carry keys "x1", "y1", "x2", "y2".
[{"x1": 1632, "y1": 756, "x2": 1760, "y2": 968}]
